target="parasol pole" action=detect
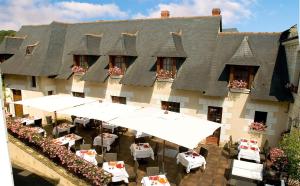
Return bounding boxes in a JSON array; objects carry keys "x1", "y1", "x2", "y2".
[{"x1": 54, "y1": 111, "x2": 58, "y2": 138}]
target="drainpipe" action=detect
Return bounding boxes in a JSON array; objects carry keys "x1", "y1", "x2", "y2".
[{"x1": 0, "y1": 69, "x2": 15, "y2": 186}]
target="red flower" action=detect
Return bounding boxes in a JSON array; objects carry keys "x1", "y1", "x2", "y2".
[
  {"x1": 156, "y1": 69, "x2": 175, "y2": 79},
  {"x1": 72, "y1": 66, "x2": 87, "y2": 73},
  {"x1": 108, "y1": 66, "x2": 123, "y2": 76},
  {"x1": 228, "y1": 80, "x2": 248, "y2": 89},
  {"x1": 249, "y1": 122, "x2": 267, "y2": 132}
]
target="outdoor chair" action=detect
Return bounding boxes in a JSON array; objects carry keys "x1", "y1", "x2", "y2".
[
  {"x1": 34, "y1": 118, "x2": 42, "y2": 127},
  {"x1": 104, "y1": 153, "x2": 117, "y2": 162},
  {"x1": 69, "y1": 125, "x2": 76, "y2": 134},
  {"x1": 179, "y1": 146, "x2": 189, "y2": 153},
  {"x1": 125, "y1": 161, "x2": 139, "y2": 183},
  {"x1": 71, "y1": 115, "x2": 76, "y2": 123},
  {"x1": 95, "y1": 154, "x2": 103, "y2": 167},
  {"x1": 58, "y1": 131, "x2": 69, "y2": 138},
  {"x1": 80, "y1": 144, "x2": 92, "y2": 150},
  {"x1": 70, "y1": 138, "x2": 84, "y2": 152},
  {"x1": 146, "y1": 166, "x2": 160, "y2": 176},
  {"x1": 199, "y1": 147, "x2": 208, "y2": 159}
]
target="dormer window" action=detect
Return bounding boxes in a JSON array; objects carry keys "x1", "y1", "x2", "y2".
[
  {"x1": 72, "y1": 55, "x2": 98, "y2": 74},
  {"x1": 156, "y1": 57, "x2": 178, "y2": 79},
  {"x1": 108, "y1": 56, "x2": 128, "y2": 76},
  {"x1": 228, "y1": 65, "x2": 255, "y2": 90},
  {"x1": 25, "y1": 43, "x2": 38, "y2": 55}
]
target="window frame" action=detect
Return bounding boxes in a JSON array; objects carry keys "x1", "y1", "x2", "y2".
[
  {"x1": 161, "y1": 101, "x2": 180, "y2": 113},
  {"x1": 111, "y1": 96, "x2": 126, "y2": 104},
  {"x1": 254, "y1": 111, "x2": 268, "y2": 125},
  {"x1": 72, "y1": 92, "x2": 85, "y2": 98},
  {"x1": 229, "y1": 65, "x2": 255, "y2": 89},
  {"x1": 109, "y1": 56, "x2": 128, "y2": 75},
  {"x1": 157, "y1": 57, "x2": 177, "y2": 78}
]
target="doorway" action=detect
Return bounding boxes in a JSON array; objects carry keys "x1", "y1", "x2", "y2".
[
  {"x1": 12, "y1": 89, "x2": 23, "y2": 117},
  {"x1": 206, "y1": 106, "x2": 222, "y2": 145}
]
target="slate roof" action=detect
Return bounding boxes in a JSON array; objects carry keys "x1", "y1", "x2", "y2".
[
  {"x1": 0, "y1": 16, "x2": 292, "y2": 101},
  {"x1": 0, "y1": 36, "x2": 24, "y2": 54}
]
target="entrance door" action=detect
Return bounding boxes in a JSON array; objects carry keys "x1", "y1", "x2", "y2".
[
  {"x1": 12, "y1": 89, "x2": 23, "y2": 117},
  {"x1": 206, "y1": 106, "x2": 222, "y2": 145}
]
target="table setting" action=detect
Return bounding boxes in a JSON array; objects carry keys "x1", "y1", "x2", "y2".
[
  {"x1": 52, "y1": 123, "x2": 75, "y2": 135},
  {"x1": 74, "y1": 117, "x2": 90, "y2": 127},
  {"x1": 52, "y1": 133, "x2": 82, "y2": 149},
  {"x1": 130, "y1": 143, "x2": 154, "y2": 160},
  {"x1": 102, "y1": 161, "x2": 129, "y2": 183},
  {"x1": 238, "y1": 138, "x2": 260, "y2": 163},
  {"x1": 141, "y1": 175, "x2": 170, "y2": 186},
  {"x1": 176, "y1": 150, "x2": 206, "y2": 173},
  {"x1": 93, "y1": 133, "x2": 118, "y2": 151},
  {"x1": 75, "y1": 149, "x2": 97, "y2": 165}
]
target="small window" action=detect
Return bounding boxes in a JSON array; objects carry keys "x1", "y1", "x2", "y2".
[
  {"x1": 254, "y1": 111, "x2": 267, "y2": 124},
  {"x1": 72, "y1": 92, "x2": 85, "y2": 98},
  {"x1": 111, "y1": 96, "x2": 126, "y2": 104},
  {"x1": 26, "y1": 44, "x2": 37, "y2": 55},
  {"x1": 109, "y1": 56, "x2": 127, "y2": 76},
  {"x1": 157, "y1": 57, "x2": 178, "y2": 79},
  {"x1": 31, "y1": 76, "x2": 37, "y2": 88},
  {"x1": 229, "y1": 65, "x2": 255, "y2": 89},
  {"x1": 161, "y1": 101, "x2": 180, "y2": 113},
  {"x1": 47, "y1": 91, "x2": 53, "y2": 95}
]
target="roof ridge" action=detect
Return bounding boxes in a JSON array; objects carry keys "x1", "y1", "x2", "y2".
[{"x1": 219, "y1": 32, "x2": 281, "y2": 35}]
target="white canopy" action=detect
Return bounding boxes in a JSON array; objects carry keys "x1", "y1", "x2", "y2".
[
  {"x1": 13, "y1": 95, "x2": 96, "y2": 112},
  {"x1": 109, "y1": 107, "x2": 222, "y2": 149},
  {"x1": 58, "y1": 102, "x2": 141, "y2": 122}
]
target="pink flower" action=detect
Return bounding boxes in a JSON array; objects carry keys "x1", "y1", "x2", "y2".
[
  {"x1": 249, "y1": 122, "x2": 267, "y2": 132},
  {"x1": 108, "y1": 66, "x2": 123, "y2": 76},
  {"x1": 72, "y1": 66, "x2": 87, "y2": 73},
  {"x1": 228, "y1": 80, "x2": 248, "y2": 89},
  {"x1": 156, "y1": 69, "x2": 175, "y2": 79}
]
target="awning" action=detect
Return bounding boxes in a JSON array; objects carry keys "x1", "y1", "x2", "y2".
[
  {"x1": 109, "y1": 107, "x2": 222, "y2": 149},
  {"x1": 13, "y1": 95, "x2": 96, "y2": 112},
  {"x1": 58, "y1": 102, "x2": 141, "y2": 122}
]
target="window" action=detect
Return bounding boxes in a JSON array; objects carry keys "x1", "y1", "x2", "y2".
[
  {"x1": 157, "y1": 57, "x2": 178, "y2": 79},
  {"x1": 47, "y1": 91, "x2": 53, "y2": 95},
  {"x1": 72, "y1": 92, "x2": 85, "y2": 98},
  {"x1": 26, "y1": 44, "x2": 37, "y2": 55},
  {"x1": 229, "y1": 65, "x2": 255, "y2": 89},
  {"x1": 109, "y1": 56, "x2": 127, "y2": 76},
  {"x1": 161, "y1": 101, "x2": 180, "y2": 113},
  {"x1": 254, "y1": 111, "x2": 267, "y2": 124},
  {"x1": 31, "y1": 76, "x2": 37, "y2": 88},
  {"x1": 111, "y1": 96, "x2": 126, "y2": 104},
  {"x1": 74, "y1": 55, "x2": 89, "y2": 69}
]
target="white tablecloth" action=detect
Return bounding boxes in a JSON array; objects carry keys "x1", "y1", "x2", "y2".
[
  {"x1": 130, "y1": 143, "x2": 154, "y2": 160},
  {"x1": 74, "y1": 117, "x2": 90, "y2": 127},
  {"x1": 238, "y1": 139, "x2": 260, "y2": 163},
  {"x1": 93, "y1": 133, "x2": 118, "y2": 151},
  {"x1": 141, "y1": 175, "x2": 170, "y2": 186},
  {"x1": 102, "y1": 161, "x2": 129, "y2": 183},
  {"x1": 76, "y1": 149, "x2": 97, "y2": 165},
  {"x1": 176, "y1": 151, "x2": 206, "y2": 173},
  {"x1": 52, "y1": 134, "x2": 82, "y2": 149},
  {"x1": 21, "y1": 117, "x2": 41, "y2": 125},
  {"x1": 231, "y1": 159, "x2": 263, "y2": 181},
  {"x1": 102, "y1": 122, "x2": 118, "y2": 133},
  {"x1": 52, "y1": 124, "x2": 75, "y2": 135},
  {"x1": 133, "y1": 130, "x2": 152, "y2": 138}
]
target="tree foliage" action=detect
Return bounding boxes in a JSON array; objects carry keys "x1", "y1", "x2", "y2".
[
  {"x1": 279, "y1": 129, "x2": 300, "y2": 181},
  {"x1": 0, "y1": 30, "x2": 16, "y2": 44}
]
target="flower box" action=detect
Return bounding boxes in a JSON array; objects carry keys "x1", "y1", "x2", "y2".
[
  {"x1": 108, "y1": 66, "x2": 123, "y2": 76},
  {"x1": 72, "y1": 66, "x2": 87, "y2": 74},
  {"x1": 249, "y1": 122, "x2": 267, "y2": 133},
  {"x1": 156, "y1": 69, "x2": 175, "y2": 80},
  {"x1": 228, "y1": 80, "x2": 248, "y2": 89}
]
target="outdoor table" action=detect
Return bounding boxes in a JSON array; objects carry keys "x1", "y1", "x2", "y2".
[
  {"x1": 52, "y1": 123, "x2": 75, "y2": 136},
  {"x1": 102, "y1": 161, "x2": 129, "y2": 183},
  {"x1": 93, "y1": 133, "x2": 118, "y2": 151},
  {"x1": 75, "y1": 149, "x2": 97, "y2": 165},
  {"x1": 31, "y1": 127, "x2": 46, "y2": 136},
  {"x1": 52, "y1": 134, "x2": 82, "y2": 149},
  {"x1": 176, "y1": 151, "x2": 206, "y2": 173},
  {"x1": 130, "y1": 143, "x2": 154, "y2": 160},
  {"x1": 238, "y1": 138, "x2": 260, "y2": 163},
  {"x1": 231, "y1": 159, "x2": 263, "y2": 181},
  {"x1": 20, "y1": 116, "x2": 41, "y2": 125},
  {"x1": 74, "y1": 117, "x2": 90, "y2": 127},
  {"x1": 133, "y1": 130, "x2": 152, "y2": 138},
  {"x1": 141, "y1": 175, "x2": 170, "y2": 186},
  {"x1": 102, "y1": 122, "x2": 118, "y2": 133}
]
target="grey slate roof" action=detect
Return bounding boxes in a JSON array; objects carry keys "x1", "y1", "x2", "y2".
[
  {"x1": 107, "y1": 33, "x2": 137, "y2": 56},
  {"x1": 153, "y1": 32, "x2": 187, "y2": 58},
  {"x1": 69, "y1": 34, "x2": 102, "y2": 55},
  {"x1": 0, "y1": 16, "x2": 292, "y2": 101},
  {"x1": 1, "y1": 22, "x2": 68, "y2": 76},
  {"x1": 0, "y1": 36, "x2": 24, "y2": 54}
]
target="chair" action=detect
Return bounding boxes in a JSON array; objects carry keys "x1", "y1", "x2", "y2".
[
  {"x1": 170, "y1": 164, "x2": 184, "y2": 186},
  {"x1": 34, "y1": 118, "x2": 42, "y2": 127},
  {"x1": 146, "y1": 166, "x2": 160, "y2": 176},
  {"x1": 58, "y1": 130, "x2": 69, "y2": 137},
  {"x1": 153, "y1": 142, "x2": 160, "y2": 162},
  {"x1": 104, "y1": 153, "x2": 117, "y2": 162},
  {"x1": 95, "y1": 154, "x2": 103, "y2": 167},
  {"x1": 125, "y1": 161, "x2": 139, "y2": 183},
  {"x1": 80, "y1": 144, "x2": 92, "y2": 150},
  {"x1": 46, "y1": 116, "x2": 52, "y2": 125},
  {"x1": 179, "y1": 146, "x2": 189, "y2": 153},
  {"x1": 199, "y1": 147, "x2": 208, "y2": 159},
  {"x1": 71, "y1": 115, "x2": 76, "y2": 123},
  {"x1": 69, "y1": 125, "x2": 76, "y2": 134}
]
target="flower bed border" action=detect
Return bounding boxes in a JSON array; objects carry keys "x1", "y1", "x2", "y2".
[{"x1": 7, "y1": 121, "x2": 111, "y2": 186}]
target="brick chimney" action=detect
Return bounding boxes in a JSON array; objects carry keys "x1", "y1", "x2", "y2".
[
  {"x1": 161, "y1": 10, "x2": 170, "y2": 18},
  {"x1": 212, "y1": 8, "x2": 221, "y2": 16}
]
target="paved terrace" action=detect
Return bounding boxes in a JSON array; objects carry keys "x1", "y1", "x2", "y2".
[{"x1": 44, "y1": 123, "x2": 231, "y2": 186}]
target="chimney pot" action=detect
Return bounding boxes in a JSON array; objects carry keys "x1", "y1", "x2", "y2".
[
  {"x1": 212, "y1": 8, "x2": 221, "y2": 16},
  {"x1": 161, "y1": 10, "x2": 170, "y2": 18}
]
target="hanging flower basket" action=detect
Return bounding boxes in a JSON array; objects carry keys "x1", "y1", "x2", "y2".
[
  {"x1": 72, "y1": 66, "x2": 87, "y2": 73},
  {"x1": 108, "y1": 66, "x2": 123, "y2": 76},
  {"x1": 156, "y1": 69, "x2": 175, "y2": 79},
  {"x1": 249, "y1": 122, "x2": 267, "y2": 133},
  {"x1": 228, "y1": 80, "x2": 248, "y2": 89}
]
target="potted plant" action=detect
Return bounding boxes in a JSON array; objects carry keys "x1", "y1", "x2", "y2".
[
  {"x1": 72, "y1": 66, "x2": 87, "y2": 74},
  {"x1": 228, "y1": 80, "x2": 248, "y2": 89},
  {"x1": 249, "y1": 121, "x2": 267, "y2": 133},
  {"x1": 108, "y1": 66, "x2": 123, "y2": 76},
  {"x1": 156, "y1": 69, "x2": 175, "y2": 80}
]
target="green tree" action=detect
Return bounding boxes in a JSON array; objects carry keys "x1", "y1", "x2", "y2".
[
  {"x1": 0, "y1": 30, "x2": 16, "y2": 44},
  {"x1": 279, "y1": 129, "x2": 300, "y2": 182}
]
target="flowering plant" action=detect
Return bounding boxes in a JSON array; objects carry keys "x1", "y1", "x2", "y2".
[
  {"x1": 269, "y1": 147, "x2": 288, "y2": 171},
  {"x1": 108, "y1": 66, "x2": 123, "y2": 76},
  {"x1": 249, "y1": 122, "x2": 267, "y2": 132},
  {"x1": 7, "y1": 120, "x2": 112, "y2": 185},
  {"x1": 228, "y1": 80, "x2": 248, "y2": 89},
  {"x1": 72, "y1": 66, "x2": 87, "y2": 73},
  {"x1": 156, "y1": 69, "x2": 175, "y2": 79}
]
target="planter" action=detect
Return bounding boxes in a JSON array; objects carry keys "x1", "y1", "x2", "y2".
[
  {"x1": 110, "y1": 75, "x2": 123, "y2": 79},
  {"x1": 157, "y1": 78, "x2": 174, "y2": 82},
  {"x1": 249, "y1": 129, "x2": 266, "y2": 135},
  {"x1": 229, "y1": 88, "x2": 250, "y2": 93}
]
